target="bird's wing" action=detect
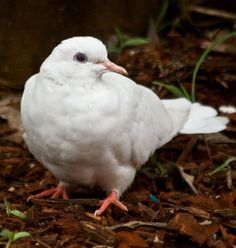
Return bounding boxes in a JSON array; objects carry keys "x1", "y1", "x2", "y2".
[
  {"x1": 102, "y1": 73, "x2": 193, "y2": 168},
  {"x1": 131, "y1": 92, "x2": 193, "y2": 168},
  {"x1": 102, "y1": 73, "x2": 171, "y2": 167}
]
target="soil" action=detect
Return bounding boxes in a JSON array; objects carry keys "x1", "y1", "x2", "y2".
[{"x1": 0, "y1": 30, "x2": 236, "y2": 247}]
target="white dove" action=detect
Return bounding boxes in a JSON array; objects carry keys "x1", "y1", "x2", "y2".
[{"x1": 21, "y1": 36, "x2": 228, "y2": 216}]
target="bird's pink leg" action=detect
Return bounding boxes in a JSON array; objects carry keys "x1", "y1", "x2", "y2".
[
  {"x1": 94, "y1": 190, "x2": 128, "y2": 216},
  {"x1": 27, "y1": 184, "x2": 69, "y2": 201}
]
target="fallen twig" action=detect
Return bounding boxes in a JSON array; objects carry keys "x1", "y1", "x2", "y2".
[
  {"x1": 31, "y1": 198, "x2": 98, "y2": 207},
  {"x1": 176, "y1": 135, "x2": 199, "y2": 194},
  {"x1": 176, "y1": 135, "x2": 198, "y2": 165},
  {"x1": 226, "y1": 169, "x2": 233, "y2": 190},
  {"x1": 107, "y1": 221, "x2": 167, "y2": 231},
  {"x1": 178, "y1": 166, "x2": 198, "y2": 194},
  {"x1": 32, "y1": 238, "x2": 52, "y2": 248},
  {"x1": 188, "y1": 5, "x2": 236, "y2": 21}
]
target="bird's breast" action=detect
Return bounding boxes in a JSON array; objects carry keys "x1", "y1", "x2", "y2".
[{"x1": 22, "y1": 76, "x2": 126, "y2": 164}]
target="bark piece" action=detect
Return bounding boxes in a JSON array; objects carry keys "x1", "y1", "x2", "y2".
[
  {"x1": 80, "y1": 221, "x2": 118, "y2": 247},
  {"x1": 117, "y1": 231, "x2": 148, "y2": 248},
  {"x1": 168, "y1": 212, "x2": 208, "y2": 245}
]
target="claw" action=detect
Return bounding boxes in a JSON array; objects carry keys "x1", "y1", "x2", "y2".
[
  {"x1": 27, "y1": 184, "x2": 69, "y2": 201},
  {"x1": 94, "y1": 190, "x2": 128, "y2": 216}
]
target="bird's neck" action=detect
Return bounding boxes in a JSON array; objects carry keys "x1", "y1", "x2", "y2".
[{"x1": 40, "y1": 62, "x2": 99, "y2": 87}]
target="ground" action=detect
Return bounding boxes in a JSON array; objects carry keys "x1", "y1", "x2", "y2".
[{"x1": 0, "y1": 30, "x2": 235, "y2": 247}]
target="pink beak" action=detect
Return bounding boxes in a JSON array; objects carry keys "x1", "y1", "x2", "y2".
[{"x1": 97, "y1": 60, "x2": 128, "y2": 75}]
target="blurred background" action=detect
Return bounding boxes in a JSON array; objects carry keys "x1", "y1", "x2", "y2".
[
  {"x1": 1, "y1": 0, "x2": 236, "y2": 88},
  {"x1": 0, "y1": 1, "x2": 236, "y2": 247}
]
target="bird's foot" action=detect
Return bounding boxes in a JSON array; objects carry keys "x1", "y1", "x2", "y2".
[
  {"x1": 27, "y1": 184, "x2": 69, "y2": 201},
  {"x1": 94, "y1": 190, "x2": 128, "y2": 216}
]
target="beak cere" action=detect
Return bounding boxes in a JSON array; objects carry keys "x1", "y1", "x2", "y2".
[{"x1": 98, "y1": 60, "x2": 128, "y2": 75}]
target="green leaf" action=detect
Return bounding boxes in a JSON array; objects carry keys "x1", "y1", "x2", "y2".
[
  {"x1": 10, "y1": 210, "x2": 27, "y2": 220},
  {"x1": 0, "y1": 229, "x2": 14, "y2": 242},
  {"x1": 152, "y1": 81, "x2": 186, "y2": 98},
  {"x1": 13, "y1": 231, "x2": 31, "y2": 241},
  {"x1": 208, "y1": 157, "x2": 236, "y2": 176},
  {"x1": 3, "y1": 198, "x2": 27, "y2": 220},
  {"x1": 0, "y1": 229, "x2": 31, "y2": 245},
  {"x1": 121, "y1": 38, "x2": 148, "y2": 48}
]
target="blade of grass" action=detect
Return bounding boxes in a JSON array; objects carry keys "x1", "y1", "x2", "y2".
[
  {"x1": 208, "y1": 157, "x2": 236, "y2": 176},
  {"x1": 111, "y1": 27, "x2": 148, "y2": 54},
  {"x1": 150, "y1": 154, "x2": 167, "y2": 177},
  {"x1": 114, "y1": 26, "x2": 124, "y2": 45},
  {"x1": 152, "y1": 81, "x2": 186, "y2": 98},
  {"x1": 156, "y1": 0, "x2": 169, "y2": 32},
  {"x1": 121, "y1": 38, "x2": 148, "y2": 49},
  {"x1": 191, "y1": 31, "x2": 236, "y2": 102},
  {"x1": 179, "y1": 82, "x2": 191, "y2": 101}
]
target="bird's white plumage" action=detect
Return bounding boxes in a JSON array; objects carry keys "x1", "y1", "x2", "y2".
[{"x1": 21, "y1": 36, "x2": 228, "y2": 198}]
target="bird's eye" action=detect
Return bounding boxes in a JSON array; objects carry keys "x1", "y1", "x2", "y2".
[{"x1": 74, "y1": 52, "x2": 88, "y2": 63}]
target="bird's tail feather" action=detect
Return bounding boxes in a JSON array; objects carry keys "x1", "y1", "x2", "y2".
[
  {"x1": 161, "y1": 99, "x2": 228, "y2": 135},
  {"x1": 180, "y1": 103, "x2": 228, "y2": 134}
]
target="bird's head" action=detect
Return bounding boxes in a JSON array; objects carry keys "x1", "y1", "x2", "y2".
[{"x1": 40, "y1": 36, "x2": 127, "y2": 81}]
